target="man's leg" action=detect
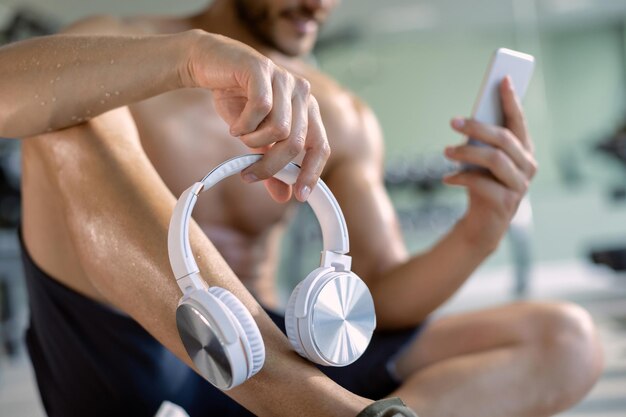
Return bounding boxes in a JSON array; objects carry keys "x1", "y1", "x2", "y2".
[{"x1": 390, "y1": 301, "x2": 603, "y2": 417}]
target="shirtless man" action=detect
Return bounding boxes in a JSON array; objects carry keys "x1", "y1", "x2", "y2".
[{"x1": 2, "y1": 0, "x2": 603, "y2": 416}]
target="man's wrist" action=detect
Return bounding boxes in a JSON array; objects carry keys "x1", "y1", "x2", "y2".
[
  {"x1": 174, "y1": 29, "x2": 207, "y2": 89},
  {"x1": 326, "y1": 393, "x2": 372, "y2": 417},
  {"x1": 348, "y1": 398, "x2": 375, "y2": 417},
  {"x1": 454, "y1": 217, "x2": 500, "y2": 258}
]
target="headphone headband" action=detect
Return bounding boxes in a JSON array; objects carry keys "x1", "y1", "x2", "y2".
[{"x1": 168, "y1": 155, "x2": 350, "y2": 283}]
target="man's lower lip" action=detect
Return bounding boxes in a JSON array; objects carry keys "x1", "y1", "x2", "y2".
[{"x1": 287, "y1": 17, "x2": 317, "y2": 34}]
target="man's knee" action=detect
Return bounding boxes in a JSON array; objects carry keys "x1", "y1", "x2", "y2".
[
  {"x1": 530, "y1": 302, "x2": 601, "y2": 362},
  {"x1": 522, "y1": 301, "x2": 604, "y2": 409}
]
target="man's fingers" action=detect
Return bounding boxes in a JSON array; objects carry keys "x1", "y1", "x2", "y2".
[
  {"x1": 500, "y1": 76, "x2": 532, "y2": 152},
  {"x1": 241, "y1": 82, "x2": 309, "y2": 186},
  {"x1": 294, "y1": 96, "x2": 330, "y2": 202},
  {"x1": 238, "y1": 72, "x2": 294, "y2": 148},
  {"x1": 235, "y1": 71, "x2": 328, "y2": 203},
  {"x1": 230, "y1": 60, "x2": 273, "y2": 137},
  {"x1": 443, "y1": 170, "x2": 520, "y2": 213},
  {"x1": 445, "y1": 144, "x2": 528, "y2": 192},
  {"x1": 264, "y1": 177, "x2": 293, "y2": 203},
  {"x1": 450, "y1": 117, "x2": 536, "y2": 178},
  {"x1": 241, "y1": 79, "x2": 327, "y2": 203}
]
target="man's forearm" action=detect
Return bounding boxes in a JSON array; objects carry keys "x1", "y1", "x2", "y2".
[
  {"x1": 0, "y1": 31, "x2": 193, "y2": 138},
  {"x1": 371, "y1": 219, "x2": 495, "y2": 329}
]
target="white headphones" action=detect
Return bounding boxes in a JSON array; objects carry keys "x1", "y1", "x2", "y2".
[{"x1": 168, "y1": 154, "x2": 376, "y2": 390}]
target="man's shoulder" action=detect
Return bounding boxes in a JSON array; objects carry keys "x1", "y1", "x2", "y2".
[
  {"x1": 59, "y1": 15, "x2": 128, "y2": 35},
  {"x1": 60, "y1": 14, "x2": 171, "y2": 36},
  {"x1": 300, "y1": 66, "x2": 383, "y2": 164}
]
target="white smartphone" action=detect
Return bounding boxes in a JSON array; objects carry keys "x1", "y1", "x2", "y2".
[{"x1": 465, "y1": 48, "x2": 535, "y2": 165}]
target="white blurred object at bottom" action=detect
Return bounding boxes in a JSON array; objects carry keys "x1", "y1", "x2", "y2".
[{"x1": 154, "y1": 401, "x2": 190, "y2": 417}]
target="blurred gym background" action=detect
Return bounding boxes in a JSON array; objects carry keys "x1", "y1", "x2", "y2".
[{"x1": 1, "y1": 0, "x2": 625, "y2": 415}]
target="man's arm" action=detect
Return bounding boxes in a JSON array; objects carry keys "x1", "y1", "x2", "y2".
[
  {"x1": 0, "y1": 16, "x2": 329, "y2": 200},
  {"x1": 323, "y1": 80, "x2": 536, "y2": 330},
  {"x1": 28, "y1": 107, "x2": 370, "y2": 416},
  {"x1": 0, "y1": 17, "x2": 186, "y2": 138}
]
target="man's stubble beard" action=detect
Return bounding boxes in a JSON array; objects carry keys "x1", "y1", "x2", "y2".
[{"x1": 233, "y1": 0, "x2": 295, "y2": 56}]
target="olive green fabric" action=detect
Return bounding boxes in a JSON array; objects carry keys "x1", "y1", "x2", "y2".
[{"x1": 356, "y1": 397, "x2": 418, "y2": 417}]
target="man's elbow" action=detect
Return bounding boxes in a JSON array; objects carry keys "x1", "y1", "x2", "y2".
[
  {"x1": 0, "y1": 109, "x2": 10, "y2": 138},
  {"x1": 0, "y1": 105, "x2": 27, "y2": 139}
]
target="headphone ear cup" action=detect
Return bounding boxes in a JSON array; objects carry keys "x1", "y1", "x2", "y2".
[
  {"x1": 284, "y1": 280, "x2": 308, "y2": 359},
  {"x1": 208, "y1": 287, "x2": 265, "y2": 377},
  {"x1": 286, "y1": 269, "x2": 377, "y2": 367}
]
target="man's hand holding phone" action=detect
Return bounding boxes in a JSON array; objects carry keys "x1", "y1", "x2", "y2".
[{"x1": 443, "y1": 50, "x2": 538, "y2": 253}]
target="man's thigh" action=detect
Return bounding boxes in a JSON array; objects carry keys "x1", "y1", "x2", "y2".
[{"x1": 392, "y1": 301, "x2": 569, "y2": 379}]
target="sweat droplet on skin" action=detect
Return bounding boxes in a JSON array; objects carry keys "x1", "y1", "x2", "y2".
[
  {"x1": 100, "y1": 85, "x2": 105, "y2": 89},
  {"x1": 114, "y1": 91, "x2": 120, "y2": 96},
  {"x1": 56, "y1": 64, "x2": 61, "y2": 68},
  {"x1": 71, "y1": 116, "x2": 77, "y2": 121},
  {"x1": 100, "y1": 100, "x2": 105, "y2": 104},
  {"x1": 105, "y1": 92, "x2": 111, "y2": 97},
  {"x1": 52, "y1": 97, "x2": 57, "y2": 102},
  {"x1": 86, "y1": 110, "x2": 91, "y2": 115},
  {"x1": 110, "y1": 59, "x2": 115, "y2": 64}
]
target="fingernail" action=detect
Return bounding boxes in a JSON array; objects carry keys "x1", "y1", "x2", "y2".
[
  {"x1": 452, "y1": 118, "x2": 465, "y2": 129},
  {"x1": 243, "y1": 172, "x2": 259, "y2": 183},
  {"x1": 299, "y1": 185, "x2": 311, "y2": 201}
]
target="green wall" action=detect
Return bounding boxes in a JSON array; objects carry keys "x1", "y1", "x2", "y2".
[{"x1": 541, "y1": 24, "x2": 626, "y2": 185}]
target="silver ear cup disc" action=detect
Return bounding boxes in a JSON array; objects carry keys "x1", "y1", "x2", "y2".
[
  {"x1": 311, "y1": 274, "x2": 376, "y2": 365},
  {"x1": 176, "y1": 303, "x2": 233, "y2": 389}
]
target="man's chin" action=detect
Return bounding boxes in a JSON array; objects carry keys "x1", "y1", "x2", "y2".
[{"x1": 276, "y1": 39, "x2": 315, "y2": 58}]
